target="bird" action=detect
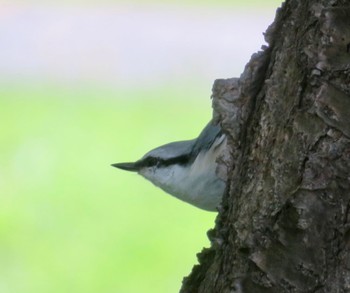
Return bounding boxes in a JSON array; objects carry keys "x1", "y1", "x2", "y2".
[{"x1": 111, "y1": 121, "x2": 227, "y2": 211}]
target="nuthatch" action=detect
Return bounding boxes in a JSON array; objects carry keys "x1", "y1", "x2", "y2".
[{"x1": 112, "y1": 121, "x2": 227, "y2": 211}]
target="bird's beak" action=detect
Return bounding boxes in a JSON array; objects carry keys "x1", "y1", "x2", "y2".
[{"x1": 111, "y1": 162, "x2": 139, "y2": 172}]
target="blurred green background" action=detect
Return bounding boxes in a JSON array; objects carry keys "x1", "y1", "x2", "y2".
[{"x1": 0, "y1": 1, "x2": 281, "y2": 292}]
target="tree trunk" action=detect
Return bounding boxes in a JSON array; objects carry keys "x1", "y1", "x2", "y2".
[{"x1": 180, "y1": 0, "x2": 350, "y2": 292}]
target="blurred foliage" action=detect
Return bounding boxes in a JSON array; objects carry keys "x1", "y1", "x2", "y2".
[
  {"x1": 0, "y1": 85, "x2": 217, "y2": 293},
  {"x1": 7, "y1": 0, "x2": 282, "y2": 8},
  {"x1": 0, "y1": 0, "x2": 283, "y2": 291}
]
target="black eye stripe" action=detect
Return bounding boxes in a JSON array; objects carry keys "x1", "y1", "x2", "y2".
[
  {"x1": 161, "y1": 155, "x2": 189, "y2": 166},
  {"x1": 143, "y1": 157, "x2": 158, "y2": 167},
  {"x1": 140, "y1": 155, "x2": 190, "y2": 168}
]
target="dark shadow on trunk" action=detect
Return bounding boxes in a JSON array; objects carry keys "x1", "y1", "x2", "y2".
[{"x1": 181, "y1": 0, "x2": 350, "y2": 292}]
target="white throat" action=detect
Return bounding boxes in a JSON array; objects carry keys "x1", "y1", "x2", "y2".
[{"x1": 139, "y1": 136, "x2": 227, "y2": 211}]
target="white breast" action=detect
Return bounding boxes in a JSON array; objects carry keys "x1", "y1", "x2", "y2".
[{"x1": 139, "y1": 135, "x2": 227, "y2": 211}]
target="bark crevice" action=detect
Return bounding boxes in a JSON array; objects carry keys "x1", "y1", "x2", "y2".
[{"x1": 181, "y1": 0, "x2": 350, "y2": 292}]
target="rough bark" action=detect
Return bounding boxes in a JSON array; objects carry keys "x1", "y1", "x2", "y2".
[{"x1": 180, "y1": 0, "x2": 350, "y2": 292}]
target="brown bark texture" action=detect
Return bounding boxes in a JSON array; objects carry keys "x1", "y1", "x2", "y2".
[{"x1": 180, "y1": 0, "x2": 350, "y2": 292}]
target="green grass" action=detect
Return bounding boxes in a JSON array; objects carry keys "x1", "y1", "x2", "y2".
[{"x1": 0, "y1": 84, "x2": 217, "y2": 293}]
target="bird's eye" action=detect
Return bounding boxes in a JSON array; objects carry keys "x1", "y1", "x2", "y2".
[{"x1": 145, "y1": 157, "x2": 159, "y2": 167}]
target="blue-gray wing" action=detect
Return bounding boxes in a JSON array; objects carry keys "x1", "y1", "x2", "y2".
[
  {"x1": 141, "y1": 120, "x2": 222, "y2": 161},
  {"x1": 191, "y1": 121, "x2": 222, "y2": 156},
  {"x1": 142, "y1": 139, "x2": 195, "y2": 160}
]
